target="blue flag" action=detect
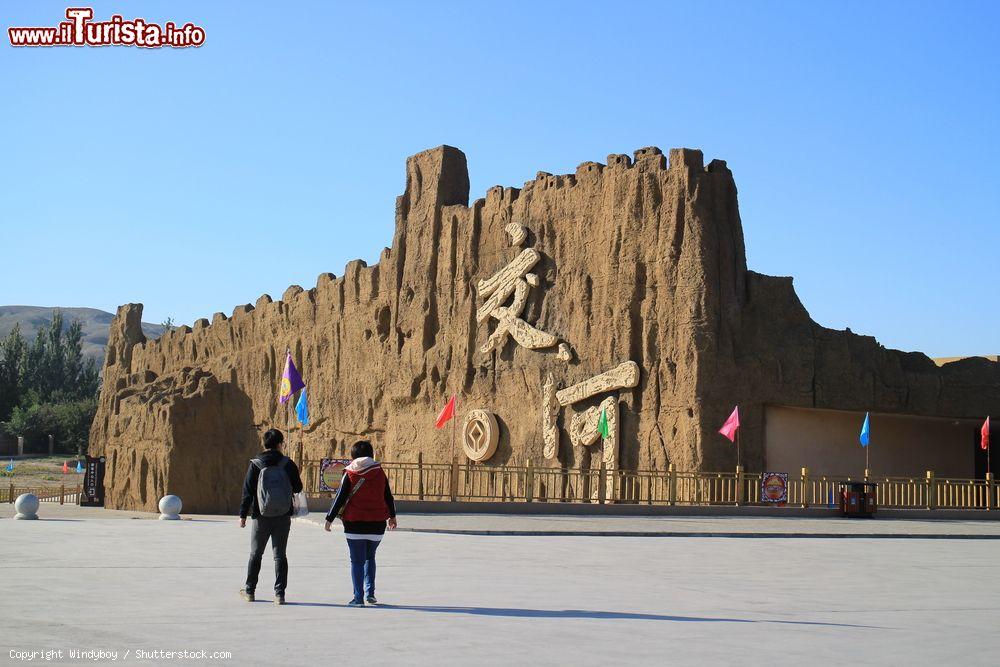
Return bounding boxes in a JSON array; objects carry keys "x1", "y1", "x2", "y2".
[
  {"x1": 5, "y1": 458, "x2": 13, "y2": 472},
  {"x1": 295, "y1": 388, "x2": 309, "y2": 426},
  {"x1": 860, "y1": 412, "x2": 870, "y2": 447},
  {"x1": 75, "y1": 460, "x2": 84, "y2": 473}
]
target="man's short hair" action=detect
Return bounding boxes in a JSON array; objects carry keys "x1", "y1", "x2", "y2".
[
  {"x1": 351, "y1": 440, "x2": 374, "y2": 459},
  {"x1": 263, "y1": 429, "x2": 284, "y2": 450}
]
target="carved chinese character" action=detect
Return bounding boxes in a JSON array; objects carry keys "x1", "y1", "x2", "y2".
[
  {"x1": 554, "y1": 362, "x2": 639, "y2": 407},
  {"x1": 568, "y1": 396, "x2": 617, "y2": 465},
  {"x1": 476, "y1": 225, "x2": 565, "y2": 356},
  {"x1": 542, "y1": 373, "x2": 560, "y2": 459},
  {"x1": 541, "y1": 361, "x2": 639, "y2": 469}
]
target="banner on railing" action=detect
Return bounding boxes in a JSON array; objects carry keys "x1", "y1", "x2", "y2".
[
  {"x1": 760, "y1": 472, "x2": 788, "y2": 504},
  {"x1": 319, "y1": 458, "x2": 350, "y2": 492},
  {"x1": 80, "y1": 456, "x2": 106, "y2": 507}
]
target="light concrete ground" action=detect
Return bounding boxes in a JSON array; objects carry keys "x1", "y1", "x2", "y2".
[
  {"x1": 0, "y1": 502, "x2": 158, "y2": 521},
  {"x1": 2, "y1": 507, "x2": 1000, "y2": 666},
  {"x1": 8, "y1": 503, "x2": 1000, "y2": 536},
  {"x1": 304, "y1": 511, "x2": 1000, "y2": 537}
]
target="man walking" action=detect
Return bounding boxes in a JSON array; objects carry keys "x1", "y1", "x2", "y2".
[{"x1": 239, "y1": 428, "x2": 303, "y2": 605}]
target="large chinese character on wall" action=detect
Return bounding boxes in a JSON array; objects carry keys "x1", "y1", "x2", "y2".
[{"x1": 472, "y1": 221, "x2": 640, "y2": 473}]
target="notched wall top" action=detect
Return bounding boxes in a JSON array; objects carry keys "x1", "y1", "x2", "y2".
[{"x1": 91, "y1": 145, "x2": 1000, "y2": 512}]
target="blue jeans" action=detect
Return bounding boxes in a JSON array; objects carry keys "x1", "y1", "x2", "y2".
[{"x1": 346, "y1": 538, "x2": 380, "y2": 601}]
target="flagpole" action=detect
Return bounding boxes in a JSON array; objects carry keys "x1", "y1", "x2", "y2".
[
  {"x1": 861, "y1": 413, "x2": 870, "y2": 480},
  {"x1": 736, "y1": 426, "x2": 741, "y2": 471},
  {"x1": 737, "y1": 406, "x2": 741, "y2": 470},
  {"x1": 451, "y1": 397, "x2": 457, "y2": 463},
  {"x1": 283, "y1": 347, "x2": 299, "y2": 463},
  {"x1": 286, "y1": 348, "x2": 292, "y2": 448}
]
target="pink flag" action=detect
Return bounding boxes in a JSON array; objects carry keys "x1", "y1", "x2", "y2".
[
  {"x1": 719, "y1": 406, "x2": 740, "y2": 442},
  {"x1": 982, "y1": 416, "x2": 990, "y2": 451}
]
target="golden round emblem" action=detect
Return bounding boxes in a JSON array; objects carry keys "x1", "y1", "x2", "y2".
[{"x1": 462, "y1": 410, "x2": 499, "y2": 462}]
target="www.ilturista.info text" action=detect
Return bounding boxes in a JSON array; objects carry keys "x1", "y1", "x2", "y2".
[{"x1": 8, "y1": 8, "x2": 205, "y2": 48}]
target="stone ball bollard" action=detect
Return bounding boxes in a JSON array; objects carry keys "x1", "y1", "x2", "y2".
[
  {"x1": 14, "y1": 493, "x2": 40, "y2": 520},
  {"x1": 158, "y1": 495, "x2": 182, "y2": 520}
]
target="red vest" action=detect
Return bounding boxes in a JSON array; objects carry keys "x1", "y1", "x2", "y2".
[{"x1": 343, "y1": 462, "x2": 390, "y2": 522}]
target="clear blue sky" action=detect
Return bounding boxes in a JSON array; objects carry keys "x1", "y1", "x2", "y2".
[{"x1": 2, "y1": 1, "x2": 997, "y2": 357}]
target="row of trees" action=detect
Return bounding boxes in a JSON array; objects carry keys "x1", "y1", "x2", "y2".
[{"x1": 0, "y1": 312, "x2": 100, "y2": 455}]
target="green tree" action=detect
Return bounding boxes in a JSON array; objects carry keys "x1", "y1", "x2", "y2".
[
  {"x1": 159, "y1": 317, "x2": 175, "y2": 338},
  {"x1": 0, "y1": 312, "x2": 100, "y2": 453},
  {"x1": 0, "y1": 324, "x2": 27, "y2": 422},
  {"x1": 62, "y1": 319, "x2": 98, "y2": 400},
  {"x1": 5, "y1": 398, "x2": 97, "y2": 456}
]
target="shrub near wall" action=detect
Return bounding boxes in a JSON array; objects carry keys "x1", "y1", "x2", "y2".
[{"x1": 2, "y1": 398, "x2": 97, "y2": 454}]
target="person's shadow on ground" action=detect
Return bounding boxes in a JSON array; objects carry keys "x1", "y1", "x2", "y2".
[{"x1": 284, "y1": 602, "x2": 879, "y2": 628}]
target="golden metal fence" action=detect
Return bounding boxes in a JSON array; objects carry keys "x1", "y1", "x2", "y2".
[
  {"x1": 935, "y1": 478, "x2": 990, "y2": 509},
  {"x1": 300, "y1": 460, "x2": 999, "y2": 511},
  {"x1": 875, "y1": 477, "x2": 930, "y2": 509},
  {"x1": 2, "y1": 484, "x2": 81, "y2": 505}
]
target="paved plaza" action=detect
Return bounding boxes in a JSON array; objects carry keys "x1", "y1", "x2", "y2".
[
  {"x1": 2, "y1": 505, "x2": 1000, "y2": 665},
  {"x1": 307, "y1": 509, "x2": 1000, "y2": 537}
]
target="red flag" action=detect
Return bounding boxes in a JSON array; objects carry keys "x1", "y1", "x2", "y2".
[
  {"x1": 62, "y1": 461, "x2": 68, "y2": 474},
  {"x1": 719, "y1": 406, "x2": 740, "y2": 442},
  {"x1": 435, "y1": 395, "x2": 456, "y2": 429},
  {"x1": 982, "y1": 416, "x2": 991, "y2": 451}
]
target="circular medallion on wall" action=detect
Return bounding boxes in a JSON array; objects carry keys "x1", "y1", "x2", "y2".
[{"x1": 462, "y1": 409, "x2": 499, "y2": 462}]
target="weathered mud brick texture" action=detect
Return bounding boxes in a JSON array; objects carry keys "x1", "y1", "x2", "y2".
[{"x1": 90, "y1": 146, "x2": 1000, "y2": 512}]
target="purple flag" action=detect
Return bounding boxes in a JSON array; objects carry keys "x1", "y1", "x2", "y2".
[{"x1": 279, "y1": 352, "x2": 305, "y2": 404}]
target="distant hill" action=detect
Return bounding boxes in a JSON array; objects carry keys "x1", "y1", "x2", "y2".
[{"x1": 0, "y1": 306, "x2": 162, "y2": 363}]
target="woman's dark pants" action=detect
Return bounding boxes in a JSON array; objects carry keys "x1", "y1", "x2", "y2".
[{"x1": 245, "y1": 515, "x2": 291, "y2": 595}]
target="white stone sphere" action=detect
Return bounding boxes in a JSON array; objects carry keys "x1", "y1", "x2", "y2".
[
  {"x1": 158, "y1": 494, "x2": 182, "y2": 519},
  {"x1": 14, "y1": 493, "x2": 39, "y2": 520}
]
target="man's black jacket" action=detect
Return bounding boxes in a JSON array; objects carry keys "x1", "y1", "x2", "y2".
[{"x1": 239, "y1": 449, "x2": 304, "y2": 519}]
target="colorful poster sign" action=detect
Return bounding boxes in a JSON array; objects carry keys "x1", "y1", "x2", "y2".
[
  {"x1": 319, "y1": 458, "x2": 350, "y2": 492},
  {"x1": 80, "y1": 455, "x2": 106, "y2": 507},
  {"x1": 760, "y1": 472, "x2": 788, "y2": 504}
]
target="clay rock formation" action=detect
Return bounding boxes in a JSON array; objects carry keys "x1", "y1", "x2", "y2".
[{"x1": 90, "y1": 145, "x2": 1000, "y2": 512}]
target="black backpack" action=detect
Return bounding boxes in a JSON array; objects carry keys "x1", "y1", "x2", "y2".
[{"x1": 252, "y1": 456, "x2": 293, "y2": 517}]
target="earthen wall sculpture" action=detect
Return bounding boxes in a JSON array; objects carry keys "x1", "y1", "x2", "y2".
[{"x1": 90, "y1": 145, "x2": 1000, "y2": 512}]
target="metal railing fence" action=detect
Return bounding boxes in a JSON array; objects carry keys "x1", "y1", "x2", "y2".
[
  {"x1": 2, "y1": 484, "x2": 81, "y2": 505},
  {"x1": 299, "y1": 459, "x2": 999, "y2": 511}
]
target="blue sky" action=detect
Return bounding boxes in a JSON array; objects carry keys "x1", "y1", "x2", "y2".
[{"x1": 2, "y1": 1, "x2": 997, "y2": 357}]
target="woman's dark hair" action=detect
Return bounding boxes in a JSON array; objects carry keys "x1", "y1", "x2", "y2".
[
  {"x1": 263, "y1": 429, "x2": 284, "y2": 450},
  {"x1": 351, "y1": 440, "x2": 374, "y2": 459}
]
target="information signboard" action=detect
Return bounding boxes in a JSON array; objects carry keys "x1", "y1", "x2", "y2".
[
  {"x1": 319, "y1": 458, "x2": 350, "y2": 493},
  {"x1": 760, "y1": 472, "x2": 788, "y2": 504},
  {"x1": 80, "y1": 455, "x2": 106, "y2": 507}
]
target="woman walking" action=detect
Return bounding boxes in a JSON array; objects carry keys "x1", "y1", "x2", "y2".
[{"x1": 324, "y1": 440, "x2": 397, "y2": 606}]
